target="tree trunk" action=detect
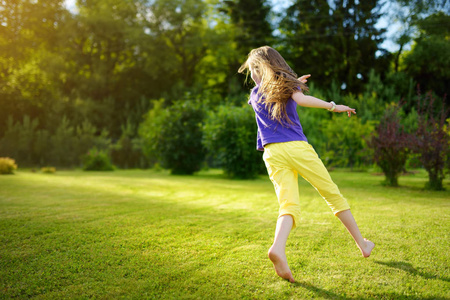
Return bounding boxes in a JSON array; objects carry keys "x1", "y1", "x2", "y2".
[{"x1": 427, "y1": 172, "x2": 444, "y2": 190}]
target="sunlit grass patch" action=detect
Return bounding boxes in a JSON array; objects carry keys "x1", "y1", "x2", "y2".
[{"x1": 0, "y1": 169, "x2": 449, "y2": 299}]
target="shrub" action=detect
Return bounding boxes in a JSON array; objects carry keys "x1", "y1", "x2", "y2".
[
  {"x1": 368, "y1": 105, "x2": 410, "y2": 187},
  {"x1": 139, "y1": 99, "x2": 205, "y2": 175},
  {"x1": 74, "y1": 119, "x2": 100, "y2": 166},
  {"x1": 0, "y1": 115, "x2": 112, "y2": 168},
  {"x1": 298, "y1": 82, "x2": 380, "y2": 169},
  {"x1": 50, "y1": 116, "x2": 77, "y2": 167},
  {"x1": 0, "y1": 157, "x2": 18, "y2": 174},
  {"x1": 410, "y1": 91, "x2": 449, "y2": 190},
  {"x1": 0, "y1": 116, "x2": 38, "y2": 167},
  {"x1": 321, "y1": 114, "x2": 376, "y2": 170},
  {"x1": 82, "y1": 148, "x2": 114, "y2": 171},
  {"x1": 111, "y1": 120, "x2": 148, "y2": 169},
  {"x1": 296, "y1": 102, "x2": 329, "y2": 157},
  {"x1": 203, "y1": 104, "x2": 265, "y2": 179},
  {"x1": 41, "y1": 167, "x2": 56, "y2": 173}
]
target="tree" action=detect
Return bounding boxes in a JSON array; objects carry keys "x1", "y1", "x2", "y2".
[
  {"x1": 0, "y1": 0, "x2": 68, "y2": 135},
  {"x1": 55, "y1": 0, "x2": 153, "y2": 137},
  {"x1": 279, "y1": 0, "x2": 386, "y2": 93},
  {"x1": 222, "y1": 0, "x2": 272, "y2": 55},
  {"x1": 402, "y1": 12, "x2": 450, "y2": 98},
  {"x1": 143, "y1": 0, "x2": 215, "y2": 90},
  {"x1": 220, "y1": 0, "x2": 273, "y2": 95}
]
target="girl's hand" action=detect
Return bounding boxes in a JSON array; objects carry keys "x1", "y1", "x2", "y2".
[
  {"x1": 298, "y1": 74, "x2": 311, "y2": 83},
  {"x1": 334, "y1": 105, "x2": 356, "y2": 117}
]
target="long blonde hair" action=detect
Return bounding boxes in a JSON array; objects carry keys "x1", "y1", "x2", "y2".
[{"x1": 238, "y1": 46, "x2": 309, "y2": 124}]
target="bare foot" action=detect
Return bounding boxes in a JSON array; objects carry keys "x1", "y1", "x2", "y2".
[
  {"x1": 360, "y1": 238, "x2": 375, "y2": 258},
  {"x1": 268, "y1": 246, "x2": 295, "y2": 283}
]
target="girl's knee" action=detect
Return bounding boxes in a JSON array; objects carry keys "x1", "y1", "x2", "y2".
[
  {"x1": 326, "y1": 196, "x2": 350, "y2": 215},
  {"x1": 279, "y1": 205, "x2": 301, "y2": 229}
]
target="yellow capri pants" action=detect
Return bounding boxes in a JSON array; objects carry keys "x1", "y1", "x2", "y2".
[{"x1": 263, "y1": 141, "x2": 350, "y2": 229}]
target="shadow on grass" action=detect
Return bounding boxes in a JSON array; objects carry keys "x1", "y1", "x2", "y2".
[
  {"x1": 292, "y1": 279, "x2": 448, "y2": 300},
  {"x1": 292, "y1": 281, "x2": 351, "y2": 300},
  {"x1": 375, "y1": 260, "x2": 450, "y2": 283}
]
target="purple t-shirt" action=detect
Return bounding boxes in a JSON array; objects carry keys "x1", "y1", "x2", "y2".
[{"x1": 248, "y1": 85, "x2": 308, "y2": 151}]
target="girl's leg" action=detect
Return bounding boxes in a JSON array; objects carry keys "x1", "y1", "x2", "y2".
[
  {"x1": 336, "y1": 210, "x2": 375, "y2": 257},
  {"x1": 263, "y1": 144, "x2": 302, "y2": 282},
  {"x1": 268, "y1": 214, "x2": 295, "y2": 283},
  {"x1": 288, "y1": 141, "x2": 375, "y2": 257}
]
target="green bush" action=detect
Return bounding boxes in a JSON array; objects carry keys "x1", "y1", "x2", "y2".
[
  {"x1": 0, "y1": 116, "x2": 38, "y2": 167},
  {"x1": 298, "y1": 80, "x2": 384, "y2": 168},
  {"x1": 139, "y1": 98, "x2": 206, "y2": 175},
  {"x1": 82, "y1": 148, "x2": 114, "y2": 171},
  {"x1": 0, "y1": 157, "x2": 18, "y2": 174},
  {"x1": 203, "y1": 104, "x2": 265, "y2": 179},
  {"x1": 50, "y1": 116, "x2": 77, "y2": 167},
  {"x1": 320, "y1": 115, "x2": 376, "y2": 169},
  {"x1": 295, "y1": 102, "x2": 329, "y2": 157},
  {"x1": 41, "y1": 167, "x2": 56, "y2": 173},
  {"x1": 0, "y1": 115, "x2": 112, "y2": 168},
  {"x1": 111, "y1": 120, "x2": 149, "y2": 169}
]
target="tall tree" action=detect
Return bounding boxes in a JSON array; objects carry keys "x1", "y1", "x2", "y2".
[
  {"x1": 144, "y1": 0, "x2": 215, "y2": 90},
  {"x1": 43, "y1": 0, "x2": 153, "y2": 137},
  {"x1": 220, "y1": 0, "x2": 273, "y2": 94},
  {"x1": 279, "y1": 0, "x2": 386, "y2": 93},
  {"x1": 222, "y1": 0, "x2": 272, "y2": 55},
  {"x1": 387, "y1": 0, "x2": 449, "y2": 73},
  {"x1": 0, "y1": 0, "x2": 68, "y2": 134},
  {"x1": 279, "y1": 0, "x2": 336, "y2": 87},
  {"x1": 402, "y1": 12, "x2": 450, "y2": 97}
]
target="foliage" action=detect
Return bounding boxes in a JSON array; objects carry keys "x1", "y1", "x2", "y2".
[
  {"x1": 402, "y1": 12, "x2": 450, "y2": 98},
  {"x1": 50, "y1": 116, "x2": 77, "y2": 167},
  {"x1": 146, "y1": 0, "x2": 213, "y2": 89},
  {"x1": 0, "y1": 157, "x2": 18, "y2": 175},
  {"x1": 368, "y1": 105, "x2": 411, "y2": 186},
  {"x1": 0, "y1": 0, "x2": 447, "y2": 174},
  {"x1": 138, "y1": 99, "x2": 165, "y2": 163},
  {"x1": 279, "y1": 0, "x2": 387, "y2": 93},
  {"x1": 203, "y1": 104, "x2": 265, "y2": 179},
  {"x1": 297, "y1": 85, "x2": 377, "y2": 170},
  {"x1": 321, "y1": 115, "x2": 376, "y2": 170},
  {"x1": 0, "y1": 115, "x2": 111, "y2": 168},
  {"x1": 0, "y1": 0, "x2": 68, "y2": 136},
  {"x1": 218, "y1": 0, "x2": 273, "y2": 96},
  {"x1": 410, "y1": 92, "x2": 449, "y2": 190},
  {"x1": 41, "y1": 167, "x2": 56, "y2": 174},
  {"x1": 0, "y1": 115, "x2": 38, "y2": 166},
  {"x1": 82, "y1": 147, "x2": 114, "y2": 171},
  {"x1": 221, "y1": 0, "x2": 272, "y2": 56},
  {"x1": 139, "y1": 99, "x2": 206, "y2": 175},
  {"x1": 111, "y1": 120, "x2": 149, "y2": 169},
  {"x1": 295, "y1": 93, "x2": 329, "y2": 157}
]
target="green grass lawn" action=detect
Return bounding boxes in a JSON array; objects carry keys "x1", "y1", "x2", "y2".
[{"x1": 1, "y1": 168, "x2": 449, "y2": 299}]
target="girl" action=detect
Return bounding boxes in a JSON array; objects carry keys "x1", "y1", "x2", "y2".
[{"x1": 239, "y1": 46, "x2": 374, "y2": 283}]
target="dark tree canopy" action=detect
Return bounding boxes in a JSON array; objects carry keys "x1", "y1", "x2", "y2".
[{"x1": 279, "y1": 0, "x2": 387, "y2": 93}]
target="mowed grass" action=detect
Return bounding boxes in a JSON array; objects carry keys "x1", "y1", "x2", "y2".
[{"x1": 0, "y1": 168, "x2": 449, "y2": 299}]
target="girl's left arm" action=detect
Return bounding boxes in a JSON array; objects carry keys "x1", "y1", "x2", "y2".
[{"x1": 292, "y1": 91, "x2": 356, "y2": 117}]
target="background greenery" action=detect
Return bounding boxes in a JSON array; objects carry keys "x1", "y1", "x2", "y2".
[
  {"x1": 1, "y1": 169, "x2": 449, "y2": 299},
  {"x1": 1, "y1": 2, "x2": 449, "y2": 298},
  {"x1": 0, "y1": 0, "x2": 449, "y2": 176}
]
